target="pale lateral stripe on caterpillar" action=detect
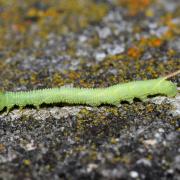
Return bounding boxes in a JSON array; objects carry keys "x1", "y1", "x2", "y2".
[{"x1": 0, "y1": 70, "x2": 179, "y2": 112}]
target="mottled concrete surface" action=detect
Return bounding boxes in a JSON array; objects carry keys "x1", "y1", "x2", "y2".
[{"x1": 0, "y1": 0, "x2": 179, "y2": 179}]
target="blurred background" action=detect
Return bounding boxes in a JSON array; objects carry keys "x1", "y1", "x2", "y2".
[{"x1": 0, "y1": 1, "x2": 179, "y2": 179}]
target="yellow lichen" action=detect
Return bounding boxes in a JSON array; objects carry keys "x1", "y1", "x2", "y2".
[{"x1": 23, "y1": 159, "x2": 31, "y2": 166}]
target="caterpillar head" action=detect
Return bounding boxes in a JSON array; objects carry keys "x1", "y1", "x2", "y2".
[
  {"x1": 158, "y1": 79, "x2": 177, "y2": 97},
  {"x1": 0, "y1": 91, "x2": 5, "y2": 111}
]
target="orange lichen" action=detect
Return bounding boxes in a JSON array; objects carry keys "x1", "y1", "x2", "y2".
[
  {"x1": 0, "y1": 144, "x2": 5, "y2": 153},
  {"x1": 127, "y1": 47, "x2": 142, "y2": 59},
  {"x1": 125, "y1": 31, "x2": 178, "y2": 63},
  {"x1": 149, "y1": 38, "x2": 163, "y2": 47},
  {"x1": 139, "y1": 37, "x2": 163, "y2": 48},
  {"x1": 11, "y1": 23, "x2": 27, "y2": 33},
  {"x1": 118, "y1": 0, "x2": 152, "y2": 16}
]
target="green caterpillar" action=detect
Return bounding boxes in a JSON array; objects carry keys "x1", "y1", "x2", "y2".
[{"x1": 0, "y1": 70, "x2": 179, "y2": 112}]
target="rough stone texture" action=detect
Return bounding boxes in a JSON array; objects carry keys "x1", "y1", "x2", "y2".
[{"x1": 0, "y1": 0, "x2": 179, "y2": 179}]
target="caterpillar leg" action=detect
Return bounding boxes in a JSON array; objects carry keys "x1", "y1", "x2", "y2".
[
  {"x1": 34, "y1": 104, "x2": 40, "y2": 110},
  {"x1": 125, "y1": 99, "x2": 133, "y2": 104},
  {"x1": 19, "y1": 105, "x2": 24, "y2": 111},
  {"x1": 6, "y1": 105, "x2": 13, "y2": 114},
  {"x1": 88, "y1": 102, "x2": 101, "y2": 107},
  {"x1": 87, "y1": 100, "x2": 101, "y2": 107},
  {"x1": 139, "y1": 96, "x2": 147, "y2": 102},
  {"x1": 6, "y1": 108, "x2": 10, "y2": 114},
  {"x1": 111, "y1": 101, "x2": 121, "y2": 106}
]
